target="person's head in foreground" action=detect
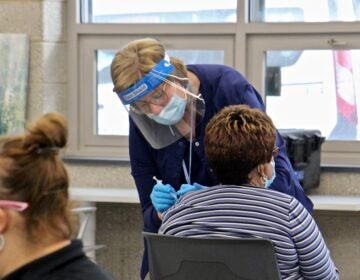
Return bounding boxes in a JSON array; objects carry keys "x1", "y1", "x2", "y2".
[
  {"x1": 111, "y1": 37, "x2": 204, "y2": 149},
  {"x1": 159, "y1": 104, "x2": 339, "y2": 279},
  {"x1": 205, "y1": 104, "x2": 278, "y2": 188},
  {"x1": 0, "y1": 113, "x2": 113, "y2": 280}
]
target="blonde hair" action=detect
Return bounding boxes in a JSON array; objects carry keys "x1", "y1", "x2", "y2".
[
  {"x1": 0, "y1": 112, "x2": 74, "y2": 242},
  {"x1": 111, "y1": 37, "x2": 187, "y2": 93}
]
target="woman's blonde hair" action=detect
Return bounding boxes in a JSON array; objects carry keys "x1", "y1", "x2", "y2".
[
  {"x1": 111, "y1": 37, "x2": 187, "y2": 93},
  {"x1": 0, "y1": 112, "x2": 74, "y2": 242}
]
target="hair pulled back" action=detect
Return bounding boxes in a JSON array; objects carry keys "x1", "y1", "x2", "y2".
[{"x1": 0, "y1": 112, "x2": 73, "y2": 242}]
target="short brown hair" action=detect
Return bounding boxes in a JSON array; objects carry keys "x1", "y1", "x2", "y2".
[
  {"x1": 204, "y1": 105, "x2": 276, "y2": 185},
  {"x1": 0, "y1": 112, "x2": 73, "y2": 242}
]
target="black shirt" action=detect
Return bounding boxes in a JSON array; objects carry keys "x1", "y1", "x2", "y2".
[{"x1": 3, "y1": 239, "x2": 114, "y2": 280}]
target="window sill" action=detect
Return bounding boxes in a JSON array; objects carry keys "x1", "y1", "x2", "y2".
[
  {"x1": 70, "y1": 187, "x2": 139, "y2": 203},
  {"x1": 70, "y1": 187, "x2": 360, "y2": 212},
  {"x1": 309, "y1": 195, "x2": 360, "y2": 211}
]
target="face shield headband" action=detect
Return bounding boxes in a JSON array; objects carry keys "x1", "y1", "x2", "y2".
[{"x1": 117, "y1": 59, "x2": 174, "y2": 105}]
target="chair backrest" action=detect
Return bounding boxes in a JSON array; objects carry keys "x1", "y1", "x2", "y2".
[
  {"x1": 72, "y1": 206, "x2": 97, "y2": 239},
  {"x1": 143, "y1": 232, "x2": 281, "y2": 280},
  {"x1": 71, "y1": 206, "x2": 106, "y2": 255}
]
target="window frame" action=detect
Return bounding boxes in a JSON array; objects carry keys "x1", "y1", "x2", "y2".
[
  {"x1": 246, "y1": 31, "x2": 360, "y2": 166},
  {"x1": 67, "y1": 0, "x2": 360, "y2": 166},
  {"x1": 67, "y1": 0, "x2": 241, "y2": 159}
]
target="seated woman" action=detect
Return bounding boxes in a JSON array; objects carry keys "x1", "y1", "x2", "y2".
[
  {"x1": 0, "y1": 113, "x2": 114, "y2": 280},
  {"x1": 159, "y1": 105, "x2": 339, "y2": 279}
]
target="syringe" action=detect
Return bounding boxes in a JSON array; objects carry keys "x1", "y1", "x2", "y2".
[
  {"x1": 153, "y1": 176, "x2": 163, "y2": 184},
  {"x1": 153, "y1": 176, "x2": 178, "y2": 201}
]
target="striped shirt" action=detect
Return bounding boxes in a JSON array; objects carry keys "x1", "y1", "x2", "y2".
[{"x1": 159, "y1": 185, "x2": 339, "y2": 280}]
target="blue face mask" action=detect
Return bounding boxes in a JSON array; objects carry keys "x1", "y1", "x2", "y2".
[
  {"x1": 264, "y1": 159, "x2": 276, "y2": 188},
  {"x1": 146, "y1": 94, "x2": 187, "y2": 125}
]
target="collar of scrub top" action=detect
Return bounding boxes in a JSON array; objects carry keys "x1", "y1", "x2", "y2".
[{"x1": 117, "y1": 56, "x2": 174, "y2": 105}]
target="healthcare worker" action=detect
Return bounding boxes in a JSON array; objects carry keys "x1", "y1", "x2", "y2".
[{"x1": 110, "y1": 37, "x2": 313, "y2": 280}]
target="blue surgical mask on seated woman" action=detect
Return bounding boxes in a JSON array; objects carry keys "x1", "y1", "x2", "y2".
[
  {"x1": 264, "y1": 159, "x2": 276, "y2": 188},
  {"x1": 146, "y1": 94, "x2": 187, "y2": 125}
]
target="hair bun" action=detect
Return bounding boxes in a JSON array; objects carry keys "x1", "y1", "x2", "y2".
[{"x1": 24, "y1": 112, "x2": 68, "y2": 154}]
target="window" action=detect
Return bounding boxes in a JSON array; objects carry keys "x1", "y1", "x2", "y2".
[
  {"x1": 81, "y1": 0, "x2": 237, "y2": 23},
  {"x1": 68, "y1": 0, "x2": 360, "y2": 166},
  {"x1": 264, "y1": 49, "x2": 360, "y2": 141},
  {"x1": 250, "y1": 0, "x2": 360, "y2": 22}
]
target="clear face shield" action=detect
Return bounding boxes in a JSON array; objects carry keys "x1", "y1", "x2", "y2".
[{"x1": 117, "y1": 58, "x2": 205, "y2": 149}]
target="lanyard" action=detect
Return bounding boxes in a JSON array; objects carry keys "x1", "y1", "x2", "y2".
[{"x1": 181, "y1": 97, "x2": 195, "y2": 185}]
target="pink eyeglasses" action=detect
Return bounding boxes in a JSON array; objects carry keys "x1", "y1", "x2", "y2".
[{"x1": 0, "y1": 200, "x2": 29, "y2": 212}]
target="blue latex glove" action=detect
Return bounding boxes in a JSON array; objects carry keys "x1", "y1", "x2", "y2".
[
  {"x1": 176, "y1": 182, "x2": 208, "y2": 198},
  {"x1": 150, "y1": 182, "x2": 177, "y2": 213}
]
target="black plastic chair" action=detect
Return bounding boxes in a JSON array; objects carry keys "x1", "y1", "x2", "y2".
[{"x1": 144, "y1": 232, "x2": 281, "y2": 280}]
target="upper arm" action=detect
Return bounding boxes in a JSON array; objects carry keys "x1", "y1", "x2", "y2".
[
  {"x1": 289, "y1": 199, "x2": 338, "y2": 279},
  {"x1": 213, "y1": 69, "x2": 265, "y2": 111}
]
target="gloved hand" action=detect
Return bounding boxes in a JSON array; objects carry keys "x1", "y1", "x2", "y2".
[
  {"x1": 150, "y1": 182, "x2": 177, "y2": 213},
  {"x1": 176, "y1": 182, "x2": 208, "y2": 198}
]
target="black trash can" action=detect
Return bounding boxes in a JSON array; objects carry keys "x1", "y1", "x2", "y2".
[{"x1": 279, "y1": 129, "x2": 325, "y2": 191}]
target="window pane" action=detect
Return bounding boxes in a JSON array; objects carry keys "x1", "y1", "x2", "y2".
[
  {"x1": 96, "y1": 50, "x2": 127, "y2": 136},
  {"x1": 96, "y1": 49, "x2": 225, "y2": 135},
  {"x1": 265, "y1": 49, "x2": 360, "y2": 141},
  {"x1": 167, "y1": 50, "x2": 224, "y2": 65},
  {"x1": 250, "y1": 0, "x2": 360, "y2": 22},
  {"x1": 82, "y1": 0, "x2": 237, "y2": 23}
]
